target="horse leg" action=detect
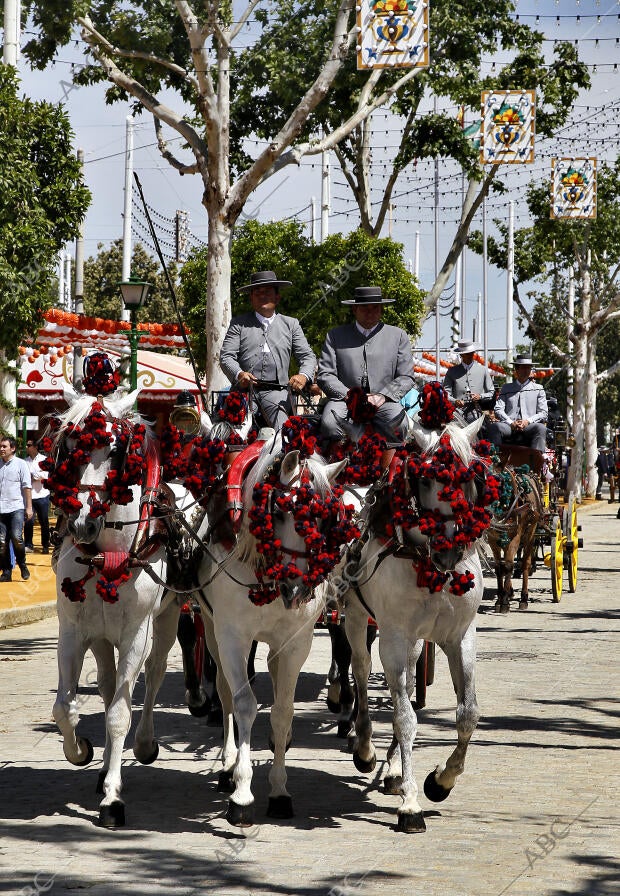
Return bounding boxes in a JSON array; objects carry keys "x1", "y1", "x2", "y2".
[
  {"x1": 384, "y1": 639, "x2": 423, "y2": 796},
  {"x1": 424, "y1": 623, "x2": 480, "y2": 803},
  {"x1": 90, "y1": 639, "x2": 116, "y2": 793},
  {"x1": 247, "y1": 639, "x2": 258, "y2": 685},
  {"x1": 519, "y1": 528, "x2": 536, "y2": 611},
  {"x1": 266, "y1": 632, "x2": 314, "y2": 819},
  {"x1": 98, "y1": 616, "x2": 153, "y2": 828},
  {"x1": 177, "y1": 604, "x2": 210, "y2": 717},
  {"x1": 344, "y1": 598, "x2": 376, "y2": 773},
  {"x1": 134, "y1": 597, "x2": 179, "y2": 764},
  {"x1": 216, "y1": 628, "x2": 257, "y2": 827},
  {"x1": 201, "y1": 614, "x2": 237, "y2": 794},
  {"x1": 379, "y1": 629, "x2": 425, "y2": 833},
  {"x1": 53, "y1": 622, "x2": 93, "y2": 767},
  {"x1": 496, "y1": 535, "x2": 519, "y2": 613},
  {"x1": 331, "y1": 622, "x2": 355, "y2": 738},
  {"x1": 325, "y1": 622, "x2": 342, "y2": 713}
]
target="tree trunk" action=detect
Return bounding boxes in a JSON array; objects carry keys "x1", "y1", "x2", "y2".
[
  {"x1": 0, "y1": 353, "x2": 17, "y2": 437},
  {"x1": 203, "y1": 211, "x2": 233, "y2": 396},
  {"x1": 567, "y1": 252, "x2": 592, "y2": 501},
  {"x1": 584, "y1": 334, "x2": 598, "y2": 498}
]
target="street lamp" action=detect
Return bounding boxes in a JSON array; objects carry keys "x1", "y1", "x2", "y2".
[{"x1": 118, "y1": 274, "x2": 152, "y2": 391}]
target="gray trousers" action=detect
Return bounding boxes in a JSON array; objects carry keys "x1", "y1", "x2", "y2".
[
  {"x1": 321, "y1": 398, "x2": 408, "y2": 442},
  {"x1": 252, "y1": 388, "x2": 292, "y2": 430},
  {"x1": 487, "y1": 420, "x2": 547, "y2": 453}
]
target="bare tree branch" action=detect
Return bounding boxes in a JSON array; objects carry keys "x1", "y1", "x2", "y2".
[{"x1": 153, "y1": 117, "x2": 200, "y2": 174}]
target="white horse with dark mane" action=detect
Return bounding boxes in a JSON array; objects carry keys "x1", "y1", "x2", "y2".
[
  {"x1": 339, "y1": 417, "x2": 492, "y2": 833},
  {"x1": 49, "y1": 389, "x2": 171, "y2": 828},
  {"x1": 193, "y1": 432, "x2": 346, "y2": 826}
]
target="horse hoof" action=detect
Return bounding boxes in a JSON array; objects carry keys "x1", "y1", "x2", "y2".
[
  {"x1": 68, "y1": 737, "x2": 94, "y2": 767},
  {"x1": 188, "y1": 695, "x2": 211, "y2": 718},
  {"x1": 500, "y1": 602, "x2": 511, "y2": 614},
  {"x1": 136, "y1": 742, "x2": 159, "y2": 766},
  {"x1": 346, "y1": 735, "x2": 356, "y2": 754},
  {"x1": 423, "y1": 770, "x2": 452, "y2": 803},
  {"x1": 397, "y1": 811, "x2": 426, "y2": 833},
  {"x1": 383, "y1": 775, "x2": 402, "y2": 795},
  {"x1": 337, "y1": 720, "x2": 354, "y2": 739},
  {"x1": 353, "y1": 750, "x2": 376, "y2": 774},
  {"x1": 326, "y1": 697, "x2": 341, "y2": 714},
  {"x1": 217, "y1": 770, "x2": 235, "y2": 793},
  {"x1": 226, "y1": 799, "x2": 254, "y2": 828},
  {"x1": 518, "y1": 599, "x2": 528, "y2": 611},
  {"x1": 98, "y1": 800, "x2": 125, "y2": 828},
  {"x1": 96, "y1": 770, "x2": 106, "y2": 794},
  {"x1": 266, "y1": 795, "x2": 294, "y2": 819}
]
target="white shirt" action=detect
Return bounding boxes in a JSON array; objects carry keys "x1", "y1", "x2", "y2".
[
  {"x1": 355, "y1": 322, "x2": 381, "y2": 339},
  {"x1": 0, "y1": 456, "x2": 32, "y2": 513},
  {"x1": 255, "y1": 311, "x2": 276, "y2": 353},
  {"x1": 26, "y1": 453, "x2": 49, "y2": 499}
]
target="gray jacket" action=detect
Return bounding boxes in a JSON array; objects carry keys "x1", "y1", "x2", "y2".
[
  {"x1": 495, "y1": 379, "x2": 548, "y2": 424},
  {"x1": 317, "y1": 323, "x2": 414, "y2": 402},
  {"x1": 220, "y1": 312, "x2": 316, "y2": 386},
  {"x1": 443, "y1": 361, "x2": 494, "y2": 402}
]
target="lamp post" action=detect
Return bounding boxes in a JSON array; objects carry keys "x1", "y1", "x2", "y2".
[{"x1": 118, "y1": 274, "x2": 152, "y2": 391}]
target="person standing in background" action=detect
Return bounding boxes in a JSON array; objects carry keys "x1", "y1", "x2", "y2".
[
  {"x1": 24, "y1": 438, "x2": 50, "y2": 554},
  {"x1": 0, "y1": 436, "x2": 33, "y2": 582}
]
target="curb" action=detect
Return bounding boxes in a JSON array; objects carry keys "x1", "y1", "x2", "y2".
[{"x1": 0, "y1": 602, "x2": 57, "y2": 630}]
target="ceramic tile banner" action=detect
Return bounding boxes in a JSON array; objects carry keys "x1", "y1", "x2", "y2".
[
  {"x1": 550, "y1": 157, "x2": 597, "y2": 219},
  {"x1": 480, "y1": 89, "x2": 536, "y2": 164},
  {"x1": 356, "y1": 0, "x2": 429, "y2": 70}
]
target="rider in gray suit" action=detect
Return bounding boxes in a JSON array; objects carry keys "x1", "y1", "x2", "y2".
[
  {"x1": 220, "y1": 270, "x2": 316, "y2": 429},
  {"x1": 317, "y1": 286, "x2": 415, "y2": 441},
  {"x1": 442, "y1": 339, "x2": 495, "y2": 423},
  {"x1": 487, "y1": 354, "x2": 548, "y2": 452}
]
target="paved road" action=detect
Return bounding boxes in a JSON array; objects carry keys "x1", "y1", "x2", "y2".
[{"x1": 0, "y1": 503, "x2": 618, "y2": 896}]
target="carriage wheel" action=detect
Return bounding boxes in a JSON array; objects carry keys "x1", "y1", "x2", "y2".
[
  {"x1": 551, "y1": 515, "x2": 564, "y2": 603},
  {"x1": 566, "y1": 493, "x2": 579, "y2": 593}
]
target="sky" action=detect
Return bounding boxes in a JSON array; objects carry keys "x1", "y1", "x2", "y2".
[{"x1": 7, "y1": 0, "x2": 620, "y2": 361}]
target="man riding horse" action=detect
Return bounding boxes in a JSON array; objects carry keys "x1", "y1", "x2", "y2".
[{"x1": 487, "y1": 354, "x2": 548, "y2": 453}]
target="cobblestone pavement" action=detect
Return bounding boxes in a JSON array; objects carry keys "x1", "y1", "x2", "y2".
[{"x1": 0, "y1": 503, "x2": 618, "y2": 896}]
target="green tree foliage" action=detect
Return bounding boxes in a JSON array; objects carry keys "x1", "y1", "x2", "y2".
[
  {"x1": 181, "y1": 220, "x2": 424, "y2": 371},
  {"x1": 0, "y1": 67, "x2": 90, "y2": 357},
  {"x1": 231, "y1": 0, "x2": 589, "y2": 232},
  {"x1": 83, "y1": 240, "x2": 178, "y2": 326}
]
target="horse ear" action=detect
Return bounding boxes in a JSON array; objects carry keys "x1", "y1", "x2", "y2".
[
  {"x1": 280, "y1": 450, "x2": 300, "y2": 486},
  {"x1": 105, "y1": 389, "x2": 141, "y2": 418},
  {"x1": 324, "y1": 458, "x2": 348, "y2": 484},
  {"x1": 464, "y1": 415, "x2": 485, "y2": 444},
  {"x1": 405, "y1": 417, "x2": 436, "y2": 453}
]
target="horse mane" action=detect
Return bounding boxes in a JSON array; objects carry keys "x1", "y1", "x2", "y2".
[
  {"x1": 45, "y1": 394, "x2": 155, "y2": 451},
  {"x1": 417, "y1": 421, "x2": 476, "y2": 469}
]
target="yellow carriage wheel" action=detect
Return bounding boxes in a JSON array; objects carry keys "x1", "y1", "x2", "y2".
[
  {"x1": 551, "y1": 515, "x2": 564, "y2": 603},
  {"x1": 567, "y1": 493, "x2": 579, "y2": 593}
]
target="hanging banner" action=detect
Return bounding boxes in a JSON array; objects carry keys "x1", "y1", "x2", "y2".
[
  {"x1": 550, "y1": 157, "x2": 597, "y2": 219},
  {"x1": 480, "y1": 90, "x2": 536, "y2": 164},
  {"x1": 356, "y1": 0, "x2": 430, "y2": 70}
]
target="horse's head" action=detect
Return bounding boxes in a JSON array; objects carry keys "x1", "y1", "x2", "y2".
[
  {"x1": 241, "y1": 439, "x2": 349, "y2": 609},
  {"x1": 47, "y1": 392, "x2": 148, "y2": 547},
  {"x1": 403, "y1": 417, "x2": 487, "y2": 573}
]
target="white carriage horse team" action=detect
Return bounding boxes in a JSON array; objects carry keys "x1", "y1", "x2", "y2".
[{"x1": 42, "y1": 277, "x2": 543, "y2": 834}]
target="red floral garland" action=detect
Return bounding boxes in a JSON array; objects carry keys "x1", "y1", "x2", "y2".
[
  {"x1": 330, "y1": 431, "x2": 388, "y2": 485},
  {"x1": 82, "y1": 352, "x2": 121, "y2": 396},
  {"x1": 419, "y1": 381, "x2": 455, "y2": 429},
  {"x1": 385, "y1": 434, "x2": 500, "y2": 595},
  {"x1": 247, "y1": 458, "x2": 360, "y2": 607},
  {"x1": 217, "y1": 389, "x2": 248, "y2": 425},
  {"x1": 345, "y1": 387, "x2": 377, "y2": 425}
]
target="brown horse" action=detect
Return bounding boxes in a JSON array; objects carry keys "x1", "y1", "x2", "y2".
[{"x1": 487, "y1": 445, "x2": 545, "y2": 612}]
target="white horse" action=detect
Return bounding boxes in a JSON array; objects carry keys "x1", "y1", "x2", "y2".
[
  {"x1": 195, "y1": 433, "x2": 346, "y2": 826},
  {"x1": 340, "y1": 417, "x2": 490, "y2": 833},
  {"x1": 49, "y1": 390, "x2": 170, "y2": 828}
]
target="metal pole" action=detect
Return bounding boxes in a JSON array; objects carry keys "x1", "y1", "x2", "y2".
[
  {"x1": 3, "y1": 0, "x2": 19, "y2": 66},
  {"x1": 414, "y1": 230, "x2": 420, "y2": 280},
  {"x1": 74, "y1": 149, "x2": 85, "y2": 315},
  {"x1": 567, "y1": 265, "x2": 575, "y2": 431},
  {"x1": 310, "y1": 196, "x2": 317, "y2": 243},
  {"x1": 482, "y1": 197, "x2": 488, "y2": 364},
  {"x1": 453, "y1": 253, "x2": 461, "y2": 349},
  {"x1": 64, "y1": 252, "x2": 72, "y2": 310},
  {"x1": 321, "y1": 147, "x2": 330, "y2": 243},
  {"x1": 129, "y1": 309, "x2": 140, "y2": 392},
  {"x1": 121, "y1": 114, "x2": 134, "y2": 323},
  {"x1": 506, "y1": 199, "x2": 514, "y2": 366},
  {"x1": 58, "y1": 251, "x2": 65, "y2": 308},
  {"x1": 434, "y1": 154, "x2": 440, "y2": 380}
]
